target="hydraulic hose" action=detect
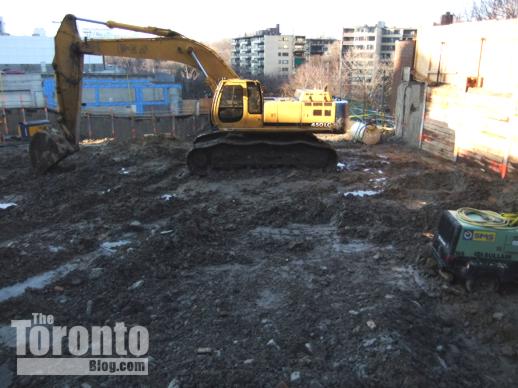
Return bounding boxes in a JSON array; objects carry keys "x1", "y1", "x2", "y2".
[{"x1": 457, "y1": 207, "x2": 518, "y2": 229}]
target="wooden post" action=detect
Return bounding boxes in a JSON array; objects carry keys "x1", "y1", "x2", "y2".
[
  {"x1": 2, "y1": 108, "x2": 8, "y2": 136},
  {"x1": 19, "y1": 96, "x2": 26, "y2": 123},
  {"x1": 418, "y1": 84, "x2": 427, "y2": 149},
  {"x1": 171, "y1": 114, "x2": 176, "y2": 138},
  {"x1": 131, "y1": 116, "x2": 136, "y2": 140},
  {"x1": 501, "y1": 125, "x2": 513, "y2": 180},
  {"x1": 110, "y1": 109, "x2": 116, "y2": 139},
  {"x1": 152, "y1": 108, "x2": 158, "y2": 135},
  {"x1": 87, "y1": 113, "x2": 93, "y2": 139}
]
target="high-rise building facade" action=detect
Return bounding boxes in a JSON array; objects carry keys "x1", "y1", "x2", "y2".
[
  {"x1": 342, "y1": 22, "x2": 416, "y2": 61},
  {"x1": 231, "y1": 25, "x2": 305, "y2": 78},
  {"x1": 305, "y1": 38, "x2": 337, "y2": 58}
]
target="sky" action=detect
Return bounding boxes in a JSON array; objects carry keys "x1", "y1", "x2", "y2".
[{"x1": 1, "y1": 0, "x2": 476, "y2": 42}]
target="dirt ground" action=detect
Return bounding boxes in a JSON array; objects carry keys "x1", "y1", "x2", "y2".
[{"x1": 1, "y1": 135, "x2": 518, "y2": 387}]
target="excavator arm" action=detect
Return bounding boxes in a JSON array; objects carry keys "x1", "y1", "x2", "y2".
[{"x1": 30, "y1": 14, "x2": 237, "y2": 172}]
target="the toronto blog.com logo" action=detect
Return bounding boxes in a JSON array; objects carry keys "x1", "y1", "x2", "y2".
[{"x1": 11, "y1": 313, "x2": 149, "y2": 375}]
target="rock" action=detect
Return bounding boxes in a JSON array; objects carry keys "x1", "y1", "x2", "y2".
[
  {"x1": 86, "y1": 300, "x2": 93, "y2": 317},
  {"x1": 366, "y1": 320, "x2": 376, "y2": 330},
  {"x1": 128, "y1": 280, "x2": 144, "y2": 290},
  {"x1": 373, "y1": 253, "x2": 381, "y2": 260},
  {"x1": 305, "y1": 342, "x2": 313, "y2": 354},
  {"x1": 81, "y1": 383, "x2": 92, "y2": 388},
  {"x1": 243, "y1": 359, "x2": 254, "y2": 364},
  {"x1": 267, "y1": 339, "x2": 280, "y2": 350},
  {"x1": 69, "y1": 276, "x2": 84, "y2": 286},
  {"x1": 493, "y1": 312, "x2": 504, "y2": 321},
  {"x1": 167, "y1": 378, "x2": 180, "y2": 388},
  {"x1": 501, "y1": 345, "x2": 514, "y2": 357},
  {"x1": 196, "y1": 347, "x2": 213, "y2": 355},
  {"x1": 291, "y1": 371, "x2": 301, "y2": 382},
  {"x1": 425, "y1": 257, "x2": 437, "y2": 269},
  {"x1": 436, "y1": 355, "x2": 448, "y2": 370},
  {"x1": 308, "y1": 380, "x2": 325, "y2": 388},
  {"x1": 363, "y1": 338, "x2": 377, "y2": 347},
  {"x1": 148, "y1": 356, "x2": 157, "y2": 367},
  {"x1": 128, "y1": 221, "x2": 145, "y2": 231},
  {"x1": 298, "y1": 355, "x2": 312, "y2": 366},
  {"x1": 225, "y1": 224, "x2": 237, "y2": 231},
  {"x1": 436, "y1": 345, "x2": 444, "y2": 353},
  {"x1": 449, "y1": 344, "x2": 460, "y2": 354},
  {"x1": 89, "y1": 268, "x2": 104, "y2": 280},
  {"x1": 54, "y1": 286, "x2": 64, "y2": 292}
]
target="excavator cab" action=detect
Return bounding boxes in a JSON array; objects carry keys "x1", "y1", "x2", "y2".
[{"x1": 212, "y1": 80, "x2": 264, "y2": 130}]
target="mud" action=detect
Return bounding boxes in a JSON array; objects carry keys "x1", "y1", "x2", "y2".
[{"x1": 1, "y1": 136, "x2": 518, "y2": 387}]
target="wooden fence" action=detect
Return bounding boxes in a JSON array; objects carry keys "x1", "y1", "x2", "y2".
[{"x1": 420, "y1": 86, "x2": 517, "y2": 178}]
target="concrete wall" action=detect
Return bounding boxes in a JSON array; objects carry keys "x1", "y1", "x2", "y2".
[
  {"x1": 394, "y1": 81, "x2": 426, "y2": 147},
  {"x1": 390, "y1": 40, "x2": 416, "y2": 113},
  {"x1": 395, "y1": 18, "x2": 518, "y2": 178},
  {"x1": 0, "y1": 74, "x2": 45, "y2": 108},
  {"x1": 414, "y1": 18, "x2": 518, "y2": 93}
]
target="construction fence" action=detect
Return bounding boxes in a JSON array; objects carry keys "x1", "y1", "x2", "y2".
[{"x1": 0, "y1": 104, "x2": 211, "y2": 143}]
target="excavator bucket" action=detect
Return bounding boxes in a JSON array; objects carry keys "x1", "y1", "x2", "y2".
[{"x1": 29, "y1": 128, "x2": 78, "y2": 174}]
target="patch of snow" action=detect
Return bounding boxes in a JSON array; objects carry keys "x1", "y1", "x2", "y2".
[
  {"x1": 161, "y1": 194, "x2": 175, "y2": 201},
  {"x1": 343, "y1": 190, "x2": 381, "y2": 197},
  {"x1": 336, "y1": 162, "x2": 347, "y2": 171},
  {"x1": 101, "y1": 240, "x2": 131, "y2": 253},
  {"x1": 0, "y1": 203, "x2": 16, "y2": 210},
  {"x1": 0, "y1": 263, "x2": 77, "y2": 303},
  {"x1": 48, "y1": 245, "x2": 65, "y2": 253}
]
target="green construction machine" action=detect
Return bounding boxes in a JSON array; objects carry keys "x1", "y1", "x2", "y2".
[{"x1": 432, "y1": 208, "x2": 518, "y2": 290}]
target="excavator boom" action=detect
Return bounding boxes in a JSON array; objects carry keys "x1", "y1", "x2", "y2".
[{"x1": 30, "y1": 14, "x2": 237, "y2": 172}]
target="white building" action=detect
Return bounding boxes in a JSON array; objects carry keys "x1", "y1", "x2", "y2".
[
  {"x1": 305, "y1": 38, "x2": 337, "y2": 57},
  {"x1": 231, "y1": 26, "x2": 305, "y2": 78},
  {"x1": 0, "y1": 34, "x2": 103, "y2": 72},
  {"x1": 342, "y1": 22, "x2": 416, "y2": 61}
]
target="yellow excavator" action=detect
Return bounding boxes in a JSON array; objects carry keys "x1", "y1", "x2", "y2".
[{"x1": 29, "y1": 15, "x2": 348, "y2": 174}]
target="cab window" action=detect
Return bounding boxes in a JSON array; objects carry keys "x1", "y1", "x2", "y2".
[
  {"x1": 218, "y1": 85, "x2": 243, "y2": 123},
  {"x1": 247, "y1": 82, "x2": 262, "y2": 115}
]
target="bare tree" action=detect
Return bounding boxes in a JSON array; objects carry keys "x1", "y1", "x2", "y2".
[
  {"x1": 106, "y1": 57, "x2": 149, "y2": 73},
  {"x1": 282, "y1": 42, "x2": 342, "y2": 97},
  {"x1": 468, "y1": 0, "x2": 518, "y2": 20},
  {"x1": 342, "y1": 48, "x2": 393, "y2": 115},
  {"x1": 208, "y1": 39, "x2": 232, "y2": 65}
]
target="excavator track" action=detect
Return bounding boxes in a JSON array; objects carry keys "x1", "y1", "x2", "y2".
[{"x1": 187, "y1": 132, "x2": 337, "y2": 175}]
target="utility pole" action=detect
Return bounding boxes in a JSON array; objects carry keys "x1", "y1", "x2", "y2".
[
  {"x1": 380, "y1": 69, "x2": 386, "y2": 125},
  {"x1": 338, "y1": 48, "x2": 343, "y2": 99}
]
